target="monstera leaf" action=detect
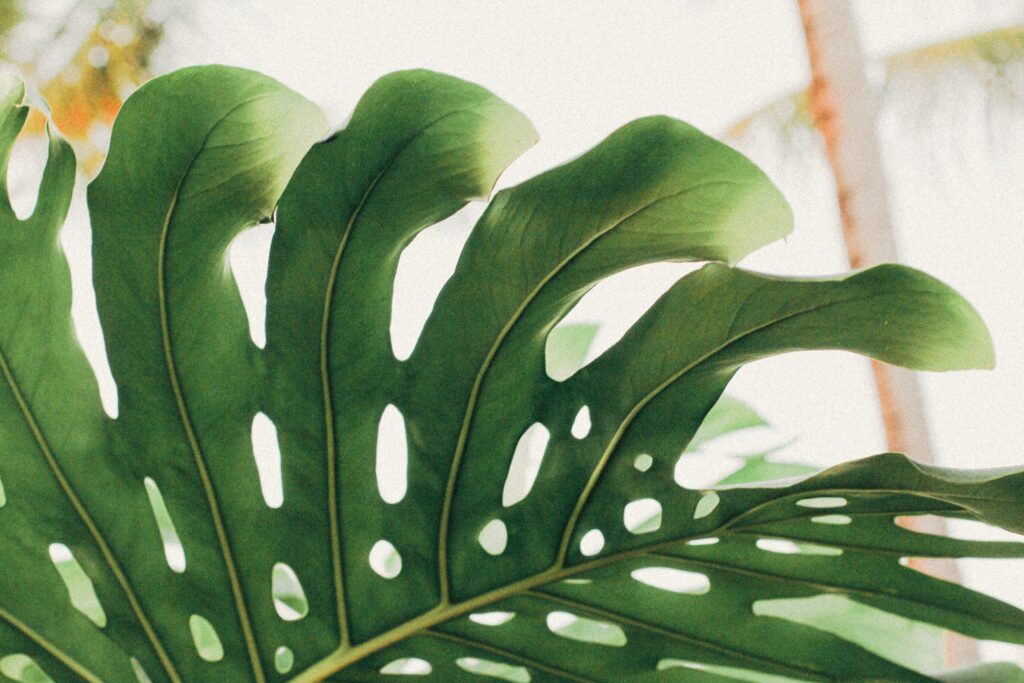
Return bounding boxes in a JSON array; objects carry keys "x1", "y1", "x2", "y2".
[{"x1": 0, "y1": 65, "x2": 1022, "y2": 683}]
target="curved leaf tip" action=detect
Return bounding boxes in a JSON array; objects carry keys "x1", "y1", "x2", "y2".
[{"x1": 845, "y1": 263, "x2": 996, "y2": 371}]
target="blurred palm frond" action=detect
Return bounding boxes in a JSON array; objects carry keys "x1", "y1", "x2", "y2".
[{"x1": 726, "y1": 23, "x2": 1024, "y2": 157}]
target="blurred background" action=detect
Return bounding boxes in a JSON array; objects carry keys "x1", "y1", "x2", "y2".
[{"x1": 2, "y1": 0, "x2": 1023, "y2": 670}]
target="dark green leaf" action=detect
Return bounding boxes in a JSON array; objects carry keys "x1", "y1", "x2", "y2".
[{"x1": 0, "y1": 67, "x2": 1017, "y2": 683}]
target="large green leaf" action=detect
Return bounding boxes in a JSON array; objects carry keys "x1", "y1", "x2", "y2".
[{"x1": 0, "y1": 66, "x2": 1021, "y2": 683}]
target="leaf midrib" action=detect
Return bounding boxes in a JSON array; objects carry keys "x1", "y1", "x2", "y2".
[
  {"x1": 555, "y1": 287, "x2": 941, "y2": 564},
  {"x1": 437, "y1": 179, "x2": 746, "y2": 602},
  {"x1": 155, "y1": 92, "x2": 281, "y2": 683},
  {"x1": 314, "y1": 105, "x2": 498, "y2": 647},
  {"x1": 291, "y1": 478, "x2": 884, "y2": 682}
]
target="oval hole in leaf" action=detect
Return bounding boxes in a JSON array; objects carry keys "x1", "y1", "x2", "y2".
[
  {"x1": 757, "y1": 538, "x2": 842, "y2": 556},
  {"x1": 469, "y1": 611, "x2": 515, "y2": 626},
  {"x1": 271, "y1": 562, "x2": 309, "y2": 621},
  {"x1": 658, "y1": 659, "x2": 708, "y2": 672},
  {"x1": 251, "y1": 412, "x2": 283, "y2": 508},
  {"x1": 502, "y1": 422, "x2": 550, "y2": 507},
  {"x1": 456, "y1": 657, "x2": 530, "y2": 682},
  {"x1": 546, "y1": 611, "x2": 627, "y2": 646},
  {"x1": 143, "y1": 477, "x2": 186, "y2": 573},
  {"x1": 228, "y1": 222, "x2": 274, "y2": 348},
  {"x1": 579, "y1": 529, "x2": 605, "y2": 556},
  {"x1": 188, "y1": 615, "x2": 224, "y2": 662},
  {"x1": 812, "y1": 514, "x2": 852, "y2": 525},
  {"x1": 796, "y1": 497, "x2": 847, "y2": 509},
  {"x1": 693, "y1": 492, "x2": 720, "y2": 520},
  {"x1": 478, "y1": 519, "x2": 508, "y2": 556},
  {"x1": 0, "y1": 654, "x2": 54, "y2": 683},
  {"x1": 131, "y1": 657, "x2": 153, "y2": 683},
  {"x1": 756, "y1": 539, "x2": 801, "y2": 554},
  {"x1": 274, "y1": 646, "x2": 294, "y2": 674},
  {"x1": 0, "y1": 470, "x2": 6, "y2": 507},
  {"x1": 570, "y1": 406, "x2": 591, "y2": 439},
  {"x1": 624, "y1": 498, "x2": 662, "y2": 534},
  {"x1": 381, "y1": 657, "x2": 432, "y2": 675},
  {"x1": 376, "y1": 404, "x2": 408, "y2": 504},
  {"x1": 369, "y1": 540, "x2": 402, "y2": 579},
  {"x1": 631, "y1": 567, "x2": 710, "y2": 594},
  {"x1": 633, "y1": 454, "x2": 653, "y2": 472},
  {"x1": 390, "y1": 205, "x2": 478, "y2": 361},
  {"x1": 48, "y1": 543, "x2": 107, "y2": 627},
  {"x1": 687, "y1": 537, "x2": 720, "y2": 546}
]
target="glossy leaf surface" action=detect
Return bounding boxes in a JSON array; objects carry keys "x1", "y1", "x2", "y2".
[{"x1": 0, "y1": 67, "x2": 1021, "y2": 683}]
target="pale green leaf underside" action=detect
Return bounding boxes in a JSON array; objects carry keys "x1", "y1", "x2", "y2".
[{"x1": 0, "y1": 66, "x2": 1019, "y2": 683}]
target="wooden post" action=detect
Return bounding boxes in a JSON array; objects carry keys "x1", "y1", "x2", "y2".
[{"x1": 796, "y1": 0, "x2": 979, "y2": 666}]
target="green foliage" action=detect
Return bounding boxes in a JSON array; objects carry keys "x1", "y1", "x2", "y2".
[{"x1": 0, "y1": 65, "x2": 1022, "y2": 682}]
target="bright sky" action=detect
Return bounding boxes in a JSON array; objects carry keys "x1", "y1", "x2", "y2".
[{"x1": 7, "y1": 0, "x2": 1024, "y2": 668}]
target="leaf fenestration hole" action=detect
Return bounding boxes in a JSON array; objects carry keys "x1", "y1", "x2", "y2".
[
  {"x1": 686, "y1": 537, "x2": 719, "y2": 546},
  {"x1": 369, "y1": 540, "x2": 402, "y2": 579},
  {"x1": 469, "y1": 611, "x2": 515, "y2": 626},
  {"x1": 48, "y1": 543, "x2": 107, "y2": 627},
  {"x1": 59, "y1": 206, "x2": 119, "y2": 418},
  {"x1": 631, "y1": 567, "x2": 710, "y2": 594},
  {"x1": 143, "y1": 477, "x2": 186, "y2": 573},
  {"x1": 0, "y1": 654, "x2": 53, "y2": 683},
  {"x1": 390, "y1": 204, "x2": 479, "y2": 361},
  {"x1": 812, "y1": 514, "x2": 852, "y2": 525},
  {"x1": 502, "y1": 423, "x2": 550, "y2": 507},
  {"x1": 131, "y1": 657, "x2": 154, "y2": 683},
  {"x1": 376, "y1": 404, "x2": 408, "y2": 504},
  {"x1": 796, "y1": 497, "x2": 847, "y2": 509},
  {"x1": 455, "y1": 657, "x2": 530, "y2": 682},
  {"x1": 0, "y1": 470, "x2": 6, "y2": 507},
  {"x1": 228, "y1": 222, "x2": 274, "y2": 348},
  {"x1": 658, "y1": 659, "x2": 709, "y2": 672},
  {"x1": 633, "y1": 454, "x2": 653, "y2": 472},
  {"x1": 380, "y1": 657, "x2": 432, "y2": 675},
  {"x1": 188, "y1": 614, "x2": 224, "y2": 662},
  {"x1": 546, "y1": 611, "x2": 627, "y2": 646},
  {"x1": 570, "y1": 406, "x2": 591, "y2": 439},
  {"x1": 756, "y1": 539, "x2": 801, "y2": 554},
  {"x1": 579, "y1": 529, "x2": 605, "y2": 556},
  {"x1": 274, "y1": 646, "x2": 294, "y2": 674},
  {"x1": 478, "y1": 519, "x2": 508, "y2": 556},
  {"x1": 545, "y1": 323, "x2": 599, "y2": 382},
  {"x1": 251, "y1": 412, "x2": 284, "y2": 508},
  {"x1": 271, "y1": 562, "x2": 309, "y2": 621},
  {"x1": 756, "y1": 538, "x2": 842, "y2": 556},
  {"x1": 624, "y1": 498, "x2": 662, "y2": 534},
  {"x1": 693, "y1": 492, "x2": 720, "y2": 520}
]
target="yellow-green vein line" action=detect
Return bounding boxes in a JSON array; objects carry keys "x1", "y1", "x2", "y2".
[
  {"x1": 0, "y1": 348, "x2": 181, "y2": 683},
  {"x1": 437, "y1": 185, "x2": 719, "y2": 602},
  {"x1": 554, "y1": 290, "x2": 902, "y2": 566},
  {"x1": 320, "y1": 169, "x2": 384, "y2": 646},
  {"x1": 0, "y1": 606, "x2": 104, "y2": 683}
]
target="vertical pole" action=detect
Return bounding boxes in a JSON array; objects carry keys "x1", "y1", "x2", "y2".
[{"x1": 796, "y1": 0, "x2": 979, "y2": 666}]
